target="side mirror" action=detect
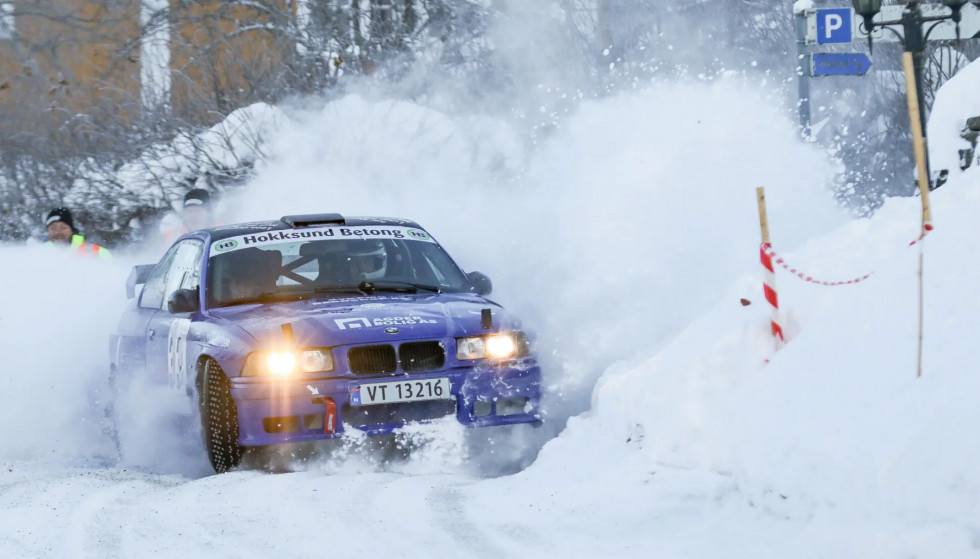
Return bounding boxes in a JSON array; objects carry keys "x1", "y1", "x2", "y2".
[
  {"x1": 168, "y1": 288, "x2": 200, "y2": 314},
  {"x1": 467, "y1": 271, "x2": 492, "y2": 296},
  {"x1": 126, "y1": 264, "x2": 155, "y2": 299}
]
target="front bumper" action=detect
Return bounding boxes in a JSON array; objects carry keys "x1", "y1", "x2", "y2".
[{"x1": 229, "y1": 360, "x2": 541, "y2": 446}]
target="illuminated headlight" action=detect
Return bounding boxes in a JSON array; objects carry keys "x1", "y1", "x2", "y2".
[
  {"x1": 243, "y1": 349, "x2": 334, "y2": 377},
  {"x1": 486, "y1": 334, "x2": 516, "y2": 358},
  {"x1": 456, "y1": 333, "x2": 521, "y2": 360}
]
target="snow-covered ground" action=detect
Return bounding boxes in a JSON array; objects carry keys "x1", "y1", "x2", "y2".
[{"x1": 2, "y1": 57, "x2": 980, "y2": 558}]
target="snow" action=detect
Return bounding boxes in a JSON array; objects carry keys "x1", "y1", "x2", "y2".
[
  {"x1": 793, "y1": 0, "x2": 814, "y2": 15},
  {"x1": 3, "y1": 53, "x2": 980, "y2": 559},
  {"x1": 928, "y1": 56, "x2": 980, "y2": 176},
  {"x1": 104, "y1": 103, "x2": 287, "y2": 213}
]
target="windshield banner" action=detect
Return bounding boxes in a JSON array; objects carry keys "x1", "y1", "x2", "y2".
[{"x1": 209, "y1": 226, "x2": 436, "y2": 256}]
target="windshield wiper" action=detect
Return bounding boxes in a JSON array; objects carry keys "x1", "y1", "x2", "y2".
[
  {"x1": 313, "y1": 285, "x2": 369, "y2": 295},
  {"x1": 358, "y1": 280, "x2": 441, "y2": 294},
  {"x1": 213, "y1": 290, "x2": 291, "y2": 308}
]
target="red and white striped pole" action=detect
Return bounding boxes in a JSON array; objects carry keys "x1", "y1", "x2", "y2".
[{"x1": 757, "y1": 187, "x2": 785, "y2": 348}]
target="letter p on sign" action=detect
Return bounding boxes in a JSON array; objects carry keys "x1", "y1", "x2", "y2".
[{"x1": 817, "y1": 8, "x2": 852, "y2": 44}]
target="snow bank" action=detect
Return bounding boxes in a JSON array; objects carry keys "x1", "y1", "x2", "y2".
[
  {"x1": 513, "y1": 163, "x2": 980, "y2": 556},
  {"x1": 104, "y1": 103, "x2": 287, "y2": 211},
  {"x1": 928, "y1": 57, "x2": 980, "y2": 177}
]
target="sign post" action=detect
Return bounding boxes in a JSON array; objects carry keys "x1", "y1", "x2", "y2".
[{"x1": 795, "y1": 6, "x2": 812, "y2": 138}]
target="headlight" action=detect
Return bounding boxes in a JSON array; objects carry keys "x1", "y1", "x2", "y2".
[
  {"x1": 242, "y1": 349, "x2": 334, "y2": 377},
  {"x1": 456, "y1": 333, "x2": 523, "y2": 360},
  {"x1": 266, "y1": 352, "x2": 297, "y2": 375},
  {"x1": 486, "y1": 334, "x2": 516, "y2": 358}
]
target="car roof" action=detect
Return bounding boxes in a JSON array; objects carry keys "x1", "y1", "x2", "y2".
[{"x1": 204, "y1": 215, "x2": 424, "y2": 242}]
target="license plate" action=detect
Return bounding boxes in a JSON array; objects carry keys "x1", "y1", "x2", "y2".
[{"x1": 349, "y1": 378, "x2": 452, "y2": 406}]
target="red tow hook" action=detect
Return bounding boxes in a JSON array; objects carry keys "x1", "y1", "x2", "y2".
[{"x1": 315, "y1": 398, "x2": 338, "y2": 434}]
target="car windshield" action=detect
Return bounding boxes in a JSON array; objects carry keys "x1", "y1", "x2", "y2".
[{"x1": 206, "y1": 234, "x2": 471, "y2": 308}]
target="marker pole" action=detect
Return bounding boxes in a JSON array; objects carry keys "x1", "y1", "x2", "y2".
[
  {"x1": 757, "y1": 187, "x2": 784, "y2": 348},
  {"x1": 902, "y1": 51, "x2": 931, "y2": 378}
]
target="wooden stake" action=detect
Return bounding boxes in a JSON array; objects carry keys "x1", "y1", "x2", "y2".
[
  {"x1": 917, "y1": 248, "x2": 924, "y2": 378},
  {"x1": 756, "y1": 187, "x2": 770, "y2": 244},
  {"x1": 902, "y1": 52, "x2": 933, "y2": 234},
  {"x1": 902, "y1": 52, "x2": 928, "y2": 378}
]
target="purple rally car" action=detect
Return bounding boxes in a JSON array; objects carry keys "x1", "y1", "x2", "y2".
[{"x1": 109, "y1": 214, "x2": 542, "y2": 473}]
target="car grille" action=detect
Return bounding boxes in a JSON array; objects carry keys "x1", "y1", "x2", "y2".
[
  {"x1": 342, "y1": 400, "x2": 457, "y2": 428},
  {"x1": 347, "y1": 342, "x2": 446, "y2": 375},
  {"x1": 348, "y1": 345, "x2": 397, "y2": 375},
  {"x1": 399, "y1": 342, "x2": 445, "y2": 372}
]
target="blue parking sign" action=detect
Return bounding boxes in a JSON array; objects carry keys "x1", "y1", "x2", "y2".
[{"x1": 817, "y1": 8, "x2": 852, "y2": 44}]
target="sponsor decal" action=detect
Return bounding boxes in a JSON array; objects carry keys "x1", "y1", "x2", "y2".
[
  {"x1": 167, "y1": 318, "x2": 192, "y2": 392},
  {"x1": 335, "y1": 317, "x2": 372, "y2": 330},
  {"x1": 212, "y1": 239, "x2": 238, "y2": 252},
  {"x1": 373, "y1": 316, "x2": 438, "y2": 326},
  {"x1": 334, "y1": 316, "x2": 439, "y2": 330},
  {"x1": 208, "y1": 225, "x2": 436, "y2": 255}
]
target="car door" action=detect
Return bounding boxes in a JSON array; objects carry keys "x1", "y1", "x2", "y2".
[
  {"x1": 117, "y1": 246, "x2": 180, "y2": 379},
  {"x1": 144, "y1": 239, "x2": 204, "y2": 389},
  {"x1": 113, "y1": 263, "x2": 167, "y2": 378}
]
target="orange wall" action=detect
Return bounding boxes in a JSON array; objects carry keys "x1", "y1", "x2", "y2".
[
  {"x1": 0, "y1": 0, "x2": 293, "y2": 127},
  {"x1": 0, "y1": 0, "x2": 141, "y2": 124},
  {"x1": 169, "y1": 0, "x2": 293, "y2": 123}
]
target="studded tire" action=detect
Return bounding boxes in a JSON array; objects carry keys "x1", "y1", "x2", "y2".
[{"x1": 200, "y1": 359, "x2": 245, "y2": 473}]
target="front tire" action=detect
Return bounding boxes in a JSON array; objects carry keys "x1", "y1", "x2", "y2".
[{"x1": 200, "y1": 359, "x2": 245, "y2": 473}]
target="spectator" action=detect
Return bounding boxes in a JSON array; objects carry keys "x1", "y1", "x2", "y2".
[
  {"x1": 158, "y1": 188, "x2": 220, "y2": 250},
  {"x1": 180, "y1": 188, "x2": 215, "y2": 231},
  {"x1": 44, "y1": 207, "x2": 111, "y2": 259}
]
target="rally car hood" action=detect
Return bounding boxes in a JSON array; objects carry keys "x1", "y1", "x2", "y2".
[{"x1": 206, "y1": 293, "x2": 513, "y2": 347}]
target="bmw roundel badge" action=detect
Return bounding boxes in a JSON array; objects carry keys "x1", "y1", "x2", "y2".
[{"x1": 385, "y1": 327, "x2": 400, "y2": 334}]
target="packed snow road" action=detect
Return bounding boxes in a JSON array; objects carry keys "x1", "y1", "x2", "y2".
[{"x1": 0, "y1": 456, "x2": 802, "y2": 558}]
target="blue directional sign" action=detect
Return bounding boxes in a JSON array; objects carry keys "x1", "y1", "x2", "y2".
[
  {"x1": 811, "y1": 53, "x2": 872, "y2": 77},
  {"x1": 816, "y1": 8, "x2": 852, "y2": 44}
]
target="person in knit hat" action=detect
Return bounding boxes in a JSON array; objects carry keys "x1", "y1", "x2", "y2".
[
  {"x1": 44, "y1": 207, "x2": 78, "y2": 244},
  {"x1": 180, "y1": 188, "x2": 214, "y2": 232},
  {"x1": 157, "y1": 186, "x2": 221, "y2": 252},
  {"x1": 44, "y1": 207, "x2": 111, "y2": 259}
]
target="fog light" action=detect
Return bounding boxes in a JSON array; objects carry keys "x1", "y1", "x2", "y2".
[
  {"x1": 474, "y1": 400, "x2": 492, "y2": 417},
  {"x1": 496, "y1": 397, "x2": 530, "y2": 416}
]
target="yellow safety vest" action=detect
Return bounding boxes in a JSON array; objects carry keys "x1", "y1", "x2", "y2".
[{"x1": 46, "y1": 235, "x2": 112, "y2": 260}]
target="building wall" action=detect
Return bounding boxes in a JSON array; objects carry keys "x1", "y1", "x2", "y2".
[
  {"x1": 0, "y1": 0, "x2": 294, "y2": 128},
  {"x1": 168, "y1": 0, "x2": 294, "y2": 124},
  {"x1": 0, "y1": 0, "x2": 142, "y2": 125}
]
